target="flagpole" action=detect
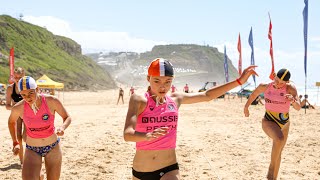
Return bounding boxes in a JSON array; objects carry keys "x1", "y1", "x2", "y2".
[{"x1": 303, "y1": 0, "x2": 308, "y2": 114}]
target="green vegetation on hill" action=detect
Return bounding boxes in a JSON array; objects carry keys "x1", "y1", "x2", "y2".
[
  {"x1": 137, "y1": 44, "x2": 238, "y2": 78},
  {"x1": 0, "y1": 15, "x2": 115, "y2": 90}
]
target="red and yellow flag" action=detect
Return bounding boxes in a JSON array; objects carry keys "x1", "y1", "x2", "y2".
[
  {"x1": 9, "y1": 47, "x2": 15, "y2": 84},
  {"x1": 268, "y1": 19, "x2": 275, "y2": 80}
]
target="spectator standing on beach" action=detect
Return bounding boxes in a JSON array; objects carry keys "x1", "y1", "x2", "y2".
[
  {"x1": 8, "y1": 76, "x2": 71, "y2": 180},
  {"x1": 183, "y1": 84, "x2": 189, "y2": 93},
  {"x1": 5, "y1": 67, "x2": 25, "y2": 166},
  {"x1": 171, "y1": 84, "x2": 176, "y2": 93},
  {"x1": 244, "y1": 69, "x2": 300, "y2": 179},
  {"x1": 117, "y1": 87, "x2": 124, "y2": 104},
  {"x1": 130, "y1": 86, "x2": 135, "y2": 96},
  {"x1": 123, "y1": 58, "x2": 257, "y2": 179}
]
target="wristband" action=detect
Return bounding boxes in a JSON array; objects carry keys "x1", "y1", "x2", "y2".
[
  {"x1": 13, "y1": 141, "x2": 19, "y2": 147},
  {"x1": 236, "y1": 78, "x2": 242, "y2": 85}
]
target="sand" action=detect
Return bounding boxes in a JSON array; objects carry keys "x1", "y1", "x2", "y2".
[{"x1": 0, "y1": 88, "x2": 319, "y2": 180}]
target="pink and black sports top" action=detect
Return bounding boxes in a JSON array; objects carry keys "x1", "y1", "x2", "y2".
[
  {"x1": 264, "y1": 83, "x2": 290, "y2": 113},
  {"x1": 135, "y1": 92, "x2": 179, "y2": 150},
  {"x1": 23, "y1": 95, "x2": 55, "y2": 138}
]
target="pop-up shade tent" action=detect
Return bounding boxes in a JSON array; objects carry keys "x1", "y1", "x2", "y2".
[
  {"x1": 36, "y1": 74, "x2": 64, "y2": 89},
  {"x1": 36, "y1": 74, "x2": 64, "y2": 102},
  {"x1": 0, "y1": 83, "x2": 6, "y2": 89}
]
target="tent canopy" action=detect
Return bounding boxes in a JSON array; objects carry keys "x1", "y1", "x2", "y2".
[
  {"x1": 36, "y1": 74, "x2": 64, "y2": 89},
  {"x1": 0, "y1": 83, "x2": 6, "y2": 89}
]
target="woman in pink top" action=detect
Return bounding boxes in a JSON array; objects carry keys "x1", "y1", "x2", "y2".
[
  {"x1": 124, "y1": 58, "x2": 257, "y2": 180},
  {"x1": 8, "y1": 76, "x2": 72, "y2": 180},
  {"x1": 244, "y1": 69, "x2": 300, "y2": 180}
]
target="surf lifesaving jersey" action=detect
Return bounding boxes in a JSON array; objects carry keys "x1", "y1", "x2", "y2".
[
  {"x1": 23, "y1": 95, "x2": 55, "y2": 138},
  {"x1": 264, "y1": 83, "x2": 290, "y2": 113},
  {"x1": 136, "y1": 93, "x2": 179, "y2": 150}
]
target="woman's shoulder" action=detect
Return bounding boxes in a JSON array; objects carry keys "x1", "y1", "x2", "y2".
[
  {"x1": 42, "y1": 94, "x2": 60, "y2": 103},
  {"x1": 259, "y1": 82, "x2": 270, "y2": 87},
  {"x1": 6, "y1": 84, "x2": 14, "y2": 91},
  {"x1": 11, "y1": 100, "x2": 24, "y2": 112},
  {"x1": 130, "y1": 92, "x2": 147, "y2": 102}
]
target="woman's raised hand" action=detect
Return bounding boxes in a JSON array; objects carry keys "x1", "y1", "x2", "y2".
[{"x1": 238, "y1": 66, "x2": 258, "y2": 85}]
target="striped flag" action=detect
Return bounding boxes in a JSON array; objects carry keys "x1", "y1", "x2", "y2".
[
  {"x1": 237, "y1": 33, "x2": 242, "y2": 76},
  {"x1": 303, "y1": 0, "x2": 308, "y2": 77},
  {"x1": 224, "y1": 45, "x2": 229, "y2": 82},
  {"x1": 9, "y1": 47, "x2": 14, "y2": 84},
  {"x1": 248, "y1": 27, "x2": 256, "y2": 86},
  {"x1": 268, "y1": 17, "x2": 275, "y2": 80}
]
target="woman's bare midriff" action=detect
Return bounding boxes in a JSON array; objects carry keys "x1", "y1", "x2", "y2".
[
  {"x1": 25, "y1": 133, "x2": 58, "y2": 146},
  {"x1": 133, "y1": 149, "x2": 177, "y2": 172}
]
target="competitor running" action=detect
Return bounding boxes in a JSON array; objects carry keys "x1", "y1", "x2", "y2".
[
  {"x1": 8, "y1": 76, "x2": 71, "y2": 180},
  {"x1": 244, "y1": 68, "x2": 301, "y2": 179},
  {"x1": 124, "y1": 58, "x2": 257, "y2": 180}
]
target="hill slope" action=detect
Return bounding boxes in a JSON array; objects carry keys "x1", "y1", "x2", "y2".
[
  {"x1": 89, "y1": 44, "x2": 239, "y2": 89},
  {"x1": 0, "y1": 15, "x2": 115, "y2": 90}
]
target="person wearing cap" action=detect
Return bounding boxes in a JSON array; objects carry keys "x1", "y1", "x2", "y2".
[
  {"x1": 244, "y1": 68, "x2": 301, "y2": 179},
  {"x1": 5, "y1": 67, "x2": 26, "y2": 166},
  {"x1": 8, "y1": 76, "x2": 72, "y2": 180},
  {"x1": 123, "y1": 58, "x2": 257, "y2": 180}
]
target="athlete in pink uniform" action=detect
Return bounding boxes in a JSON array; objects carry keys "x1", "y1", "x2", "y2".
[
  {"x1": 244, "y1": 69, "x2": 300, "y2": 180},
  {"x1": 8, "y1": 76, "x2": 72, "y2": 180},
  {"x1": 124, "y1": 58, "x2": 257, "y2": 180}
]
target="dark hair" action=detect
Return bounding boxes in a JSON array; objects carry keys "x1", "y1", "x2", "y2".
[{"x1": 276, "y1": 69, "x2": 291, "y2": 81}]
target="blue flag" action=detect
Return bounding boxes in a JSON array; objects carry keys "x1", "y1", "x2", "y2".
[
  {"x1": 224, "y1": 45, "x2": 229, "y2": 82},
  {"x1": 303, "y1": 0, "x2": 308, "y2": 77},
  {"x1": 248, "y1": 27, "x2": 256, "y2": 86}
]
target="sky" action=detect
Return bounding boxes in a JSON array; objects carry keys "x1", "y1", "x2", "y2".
[{"x1": 1, "y1": 0, "x2": 320, "y2": 87}]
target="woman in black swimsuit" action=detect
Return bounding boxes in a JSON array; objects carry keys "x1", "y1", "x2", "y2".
[{"x1": 5, "y1": 67, "x2": 25, "y2": 165}]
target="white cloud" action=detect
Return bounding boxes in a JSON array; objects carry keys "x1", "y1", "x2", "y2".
[
  {"x1": 311, "y1": 37, "x2": 320, "y2": 41},
  {"x1": 214, "y1": 41, "x2": 320, "y2": 87},
  {"x1": 23, "y1": 16, "x2": 72, "y2": 36},
  {"x1": 22, "y1": 15, "x2": 320, "y2": 86},
  {"x1": 22, "y1": 16, "x2": 168, "y2": 53}
]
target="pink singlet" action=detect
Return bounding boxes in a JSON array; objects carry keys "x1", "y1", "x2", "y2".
[
  {"x1": 23, "y1": 95, "x2": 55, "y2": 138},
  {"x1": 135, "y1": 92, "x2": 179, "y2": 150},
  {"x1": 264, "y1": 83, "x2": 290, "y2": 113}
]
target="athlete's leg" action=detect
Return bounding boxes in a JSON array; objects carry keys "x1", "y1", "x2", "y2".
[
  {"x1": 117, "y1": 95, "x2": 120, "y2": 105},
  {"x1": 44, "y1": 143, "x2": 62, "y2": 180},
  {"x1": 273, "y1": 122, "x2": 290, "y2": 179},
  {"x1": 22, "y1": 148, "x2": 42, "y2": 180},
  {"x1": 161, "y1": 169, "x2": 180, "y2": 180},
  {"x1": 262, "y1": 118, "x2": 285, "y2": 180},
  {"x1": 16, "y1": 117, "x2": 24, "y2": 165}
]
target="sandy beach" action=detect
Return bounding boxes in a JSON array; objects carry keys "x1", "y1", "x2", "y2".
[{"x1": 0, "y1": 88, "x2": 319, "y2": 180}]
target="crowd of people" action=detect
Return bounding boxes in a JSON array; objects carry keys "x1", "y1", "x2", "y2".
[{"x1": 1, "y1": 61, "x2": 318, "y2": 180}]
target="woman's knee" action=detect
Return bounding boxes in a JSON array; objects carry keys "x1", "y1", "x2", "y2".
[{"x1": 273, "y1": 134, "x2": 285, "y2": 144}]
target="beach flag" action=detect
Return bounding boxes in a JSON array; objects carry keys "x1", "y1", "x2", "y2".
[
  {"x1": 224, "y1": 45, "x2": 229, "y2": 82},
  {"x1": 303, "y1": 0, "x2": 308, "y2": 77},
  {"x1": 268, "y1": 16, "x2": 275, "y2": 80},
  {"x1": 9, "y1": 47, "x2": 14, "y2": 84},
  {"x1": 237, "y1": 33, "x2": 242, "y2": 76},
  {"x1": 248, "y1": 27, "x2": 256, "y2": 86}
]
